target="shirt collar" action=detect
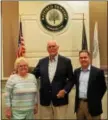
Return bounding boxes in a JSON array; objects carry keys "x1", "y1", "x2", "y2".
[
  {"x1": 81, "y1": 65, "x2": 91, "y2": 71},
  {"x1": 49, "y1": 54, "x2": 58, "y2": 62},
  {"x1": 54, "y1": 54, "x2": 58, "y2": 61}
]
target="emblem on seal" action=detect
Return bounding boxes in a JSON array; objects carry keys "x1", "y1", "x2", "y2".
[{"x1": 40, "y1": 4, "x2": 68, "y2": 32}]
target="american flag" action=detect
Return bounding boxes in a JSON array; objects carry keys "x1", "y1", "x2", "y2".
[{"x1": 16, "y1": 21, "x2": 26, "y2": 58}]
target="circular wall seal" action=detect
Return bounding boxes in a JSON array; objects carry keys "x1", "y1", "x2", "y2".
[{"x1": 40, "y1": 4, "x2": 68, "y2": 32}]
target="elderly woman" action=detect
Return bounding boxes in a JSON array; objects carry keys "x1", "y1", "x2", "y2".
[{"x1": 5, "y1": 57, "x2": 38, "y2": 120}]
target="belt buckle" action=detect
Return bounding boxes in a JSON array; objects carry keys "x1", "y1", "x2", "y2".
[
  {"x1": 79, "y1": 98, "x2": 87, "y2": 102},
  {"x1": 82, "y1": 99, "x2": 87, "y2": 102}
]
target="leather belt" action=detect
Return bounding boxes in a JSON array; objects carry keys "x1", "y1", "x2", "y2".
[{"x1": 79, "y1": 98, "x2": 88, "y2": 102}]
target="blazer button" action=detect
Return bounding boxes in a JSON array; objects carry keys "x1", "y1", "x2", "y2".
[{"x1": 49, "y1": 90, "x2": 51, "y2": 92}]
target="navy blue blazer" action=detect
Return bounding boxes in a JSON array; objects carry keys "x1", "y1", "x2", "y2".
[
  {"x1": 74, "y1": 66, "x2": 107, "y2": 116},
  {"x1": 32, "y1": 55, "x2": 74, "y2": 106}
]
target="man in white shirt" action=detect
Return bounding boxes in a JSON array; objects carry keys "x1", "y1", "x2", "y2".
[{"x1": 32, "y1": 40, "x2": 74, "y2": 119}]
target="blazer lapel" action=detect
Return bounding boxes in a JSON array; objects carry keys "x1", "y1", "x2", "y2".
[
  {"x1": 45, "y1": 57, "x2": 50, "y2": 83},
  {"x1": 87, "y1": 66, "x2": 94, "y2": 89},
  {"x1": 52, "y1": 55, "x2": 61, "y2": 82},
  {"x1": 75, "y1": 68, "x2": 81, "y2": 99},
  {"x1": 76, "y1": 68, "x2": 81, "y2": 86}
]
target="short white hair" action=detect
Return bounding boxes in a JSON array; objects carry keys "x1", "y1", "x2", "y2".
[
  {"x1": 14, "y1": 57, "x2": 29, "y2": 70},
  {"x1": 47, "y1": 40, "x2": 59, "y2": 47}
]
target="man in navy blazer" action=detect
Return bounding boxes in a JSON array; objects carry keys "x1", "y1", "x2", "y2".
[
  {"x1": 32, "y1": 40, "x2": 74, "y2": 119},
  {"x1": 73, "y1": 50, "x2": 106, "y2": 120}
]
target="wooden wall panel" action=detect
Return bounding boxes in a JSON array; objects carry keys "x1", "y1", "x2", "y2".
[
  {"x1": 89, "y1": 1, "x2": 107, "y2": 69},
  {"x1": 2, "y1": 1, "x2": 19, "y2": 77}
]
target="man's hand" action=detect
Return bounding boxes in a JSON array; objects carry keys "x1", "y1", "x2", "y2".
[
  {"x1": 34, "y1": 104, "x2": 38, "y2": 114},
  {"x1": 5, "y1": 107, "x2": 11, "y2": 119},
  {"x1": 57, "y1": 89, "x2": 66, "y2": 98}
]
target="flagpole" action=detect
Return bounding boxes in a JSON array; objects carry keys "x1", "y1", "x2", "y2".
[
  {"x1": 71, "y1": 13, "x2": 86, "y2": 20},
  {"x1": 81, "y1": 13, "x2": 88, "y2": 50},
  {"x1": 19, "y1": 15, "x2": 21, "y2": 22},
  {"x1": 82, "y1": 13, "x2": 85, "y2": 25}
]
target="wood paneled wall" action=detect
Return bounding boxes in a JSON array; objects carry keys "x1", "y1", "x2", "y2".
[
  {"x1": 2, "y1": 1, "x2": 107, "y2": 77},
  {"x1": 89, "y1": 1, "x2": 107, "y2": 69},
  {"x1": 2, "y1": 1, "x2": 19, "y2": 77}
]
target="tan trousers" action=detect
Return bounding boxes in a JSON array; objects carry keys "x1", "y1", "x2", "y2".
[
  {"x1": 40, "y1": 104, "x2": 68, "y2": 119},
  {"x1": 76, "y1": 100, "x2": 101, "y2": 120}
]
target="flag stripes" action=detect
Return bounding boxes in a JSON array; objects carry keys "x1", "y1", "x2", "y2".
[{"x1": 16, "y1": 21, "x2": 25, "y2": 58}]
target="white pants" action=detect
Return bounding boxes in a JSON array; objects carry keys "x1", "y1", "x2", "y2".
[{"x1": 40, "y1": 104, "x2": 68, "y2": 119}]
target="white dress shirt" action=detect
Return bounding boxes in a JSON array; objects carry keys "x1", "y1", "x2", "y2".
[
  {"x1": 79, "y1": 65, "x2": 91, "y2": 99},
  {"x1": 48, "y1": 55, "x2": 58, "y2": 83}
]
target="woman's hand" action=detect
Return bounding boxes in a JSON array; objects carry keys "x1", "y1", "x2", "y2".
[
  {"x1": 5, "y1": 107, "x2": 11, "y2": 119},
  {"x1": 34, "y1": 104, "x2": 38, "y2": 114}
]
